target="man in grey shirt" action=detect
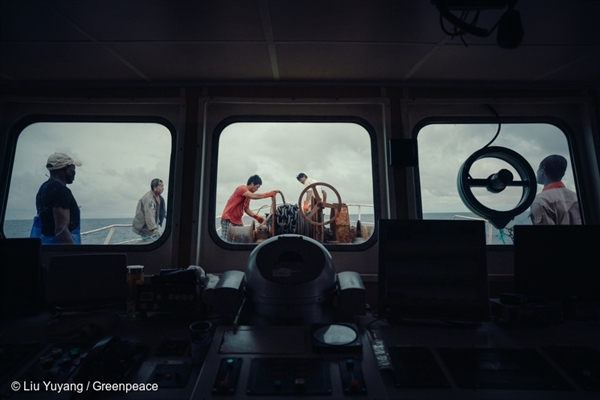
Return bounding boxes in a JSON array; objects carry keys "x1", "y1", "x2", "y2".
[{"x1": 132, "y1": 178, "x2": 166, "y2": 240}]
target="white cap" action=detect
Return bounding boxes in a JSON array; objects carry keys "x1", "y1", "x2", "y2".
[{"x1": 46, "y1": 152, "x2": 82, "y2": 170}]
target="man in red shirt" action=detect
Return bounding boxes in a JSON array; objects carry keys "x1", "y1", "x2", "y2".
[
  {"x1": 529, "y1": 155, "x2": 581, "y2": 225},
  {"x1": 220, "y1": 175, "x2": 279, "y2": 241}
]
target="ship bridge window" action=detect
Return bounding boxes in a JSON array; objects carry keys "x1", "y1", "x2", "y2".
[
  {"x1": 3, "y1": 122, "x2": 172, "y2": 245},
  {"x1": 213, "y1": 122, "x2": 375, "y2": 246},
  {"x1": 417, "y1": 123, "x2": 579, "y2": 244}
]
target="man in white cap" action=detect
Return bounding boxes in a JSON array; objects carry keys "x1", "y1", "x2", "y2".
[{"x1": 32, "y1": 152, "x2": 83, "y2": 244}]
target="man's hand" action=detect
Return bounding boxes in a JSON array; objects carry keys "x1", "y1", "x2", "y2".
[
  {"x1": 253, "y1": 214, "x2": 265, "y2": 224},
  {"x1": 263, "y1": 190, "x2": 278, "y2": 198},
  {"x1": 53, "y1": 207, "x2": 75, "y2": 244}
]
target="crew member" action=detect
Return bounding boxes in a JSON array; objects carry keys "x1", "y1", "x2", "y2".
[
  {"x1": 529, "y1": 154, "x2": 581, "y2": 225},
  {"x1": 296, "y1": 172, "x2": 324, "y2": 211},
  {"x1": 32, "y1": 152, "x2": 82, "y2": 244},
  {"x1": 220, "y1": 175, "x2": 279, "y2": 241},
  {"x1": 132, "y1": 178, "x2": 166, "y2": 240}
]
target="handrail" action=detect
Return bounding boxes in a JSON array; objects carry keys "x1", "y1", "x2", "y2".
[
  {"x1": 81, "y1": 223, "x2": 132, "y2": 236},
  {"x1": 84, "y1": 203, "x2": 375, "y2": 243},
  {"x1": 81, "y1": 223, "x2": 132, "y2": 245},
  {"x1": 451, "y1": 214, "x2": 486, "y2": 221}
]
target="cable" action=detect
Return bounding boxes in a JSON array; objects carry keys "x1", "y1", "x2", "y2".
[
  {"x1": 481, "y1": 103, "x2": 502, "y2": 149},
  {"x1": 436, "y1": 0, "x2": 519, "y2": 43}
]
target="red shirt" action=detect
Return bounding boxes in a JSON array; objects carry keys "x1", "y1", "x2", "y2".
[
  {"x1": 542, "y1": 181, "x2": 565, "y2": 191},
  {"x1": 221, "y1": 185, "x2": 251, "y2": 225}
]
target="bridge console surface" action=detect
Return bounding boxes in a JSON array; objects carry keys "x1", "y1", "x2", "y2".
[{"x1": 1, "y1": 313, "x2": 599, "y2": 399}]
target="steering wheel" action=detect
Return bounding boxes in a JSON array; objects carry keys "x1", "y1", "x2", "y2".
[{"x1": 297, "y1": 182, "x2": 342, "y2": 226}]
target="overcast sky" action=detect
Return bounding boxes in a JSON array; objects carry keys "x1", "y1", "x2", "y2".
[
  {"x1": 215, "y1": 122, "x2": 374, "y2": 218},
  {"x1": 4, "y1": 121, "x2": 574, "y2": 227},
  {"x1": 6, "y1": 122, "x2": 171, "y2": 220}
]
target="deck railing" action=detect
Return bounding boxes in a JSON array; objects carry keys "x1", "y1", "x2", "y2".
[{"x1": 81, "y1": 224, "x2": 134, "y2": 244}]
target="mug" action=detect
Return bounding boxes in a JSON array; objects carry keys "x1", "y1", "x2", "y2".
[{"x1": 189, "y1": 321, "x2": 213, "y2": 364}]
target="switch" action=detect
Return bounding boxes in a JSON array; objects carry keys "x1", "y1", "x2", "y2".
[
  {"x1": 339, "y1": 358, "x2": 367, "y2": 395},
  {"x1": 212, "y1": 357, "x2": 242, "y2": 395}
]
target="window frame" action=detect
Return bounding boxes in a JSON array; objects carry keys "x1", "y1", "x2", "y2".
[
  {"x1": 0, "y1": 97, "x2": 184, "y2": 261},
  {"x1": 208, "y1": 115, "x2": 381, "y2": 252},
  {"x1": 413, "y1": 117, "x2": 579, "y2": 231},
  {"x1": 399, "y1": 98, "x2": 599, "y2": 226},
  {"x1": 401, "y1": 98, "x2": 600, "y2": 276},
  {"x1": 195, "y1": 98, "x2": 392, "y2": 275}
]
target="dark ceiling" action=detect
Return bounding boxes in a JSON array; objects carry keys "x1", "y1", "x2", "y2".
[{"x1": 1, "y1": 0, "x2": 599, "y2": 85}]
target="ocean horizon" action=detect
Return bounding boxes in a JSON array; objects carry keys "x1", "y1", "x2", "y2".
[
  {"x1": 3, "y1": 217, "x2": 143, "y2": 245},
  {"x1": 3, "y1": 211, "x2": 529, "y2": 245}
]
